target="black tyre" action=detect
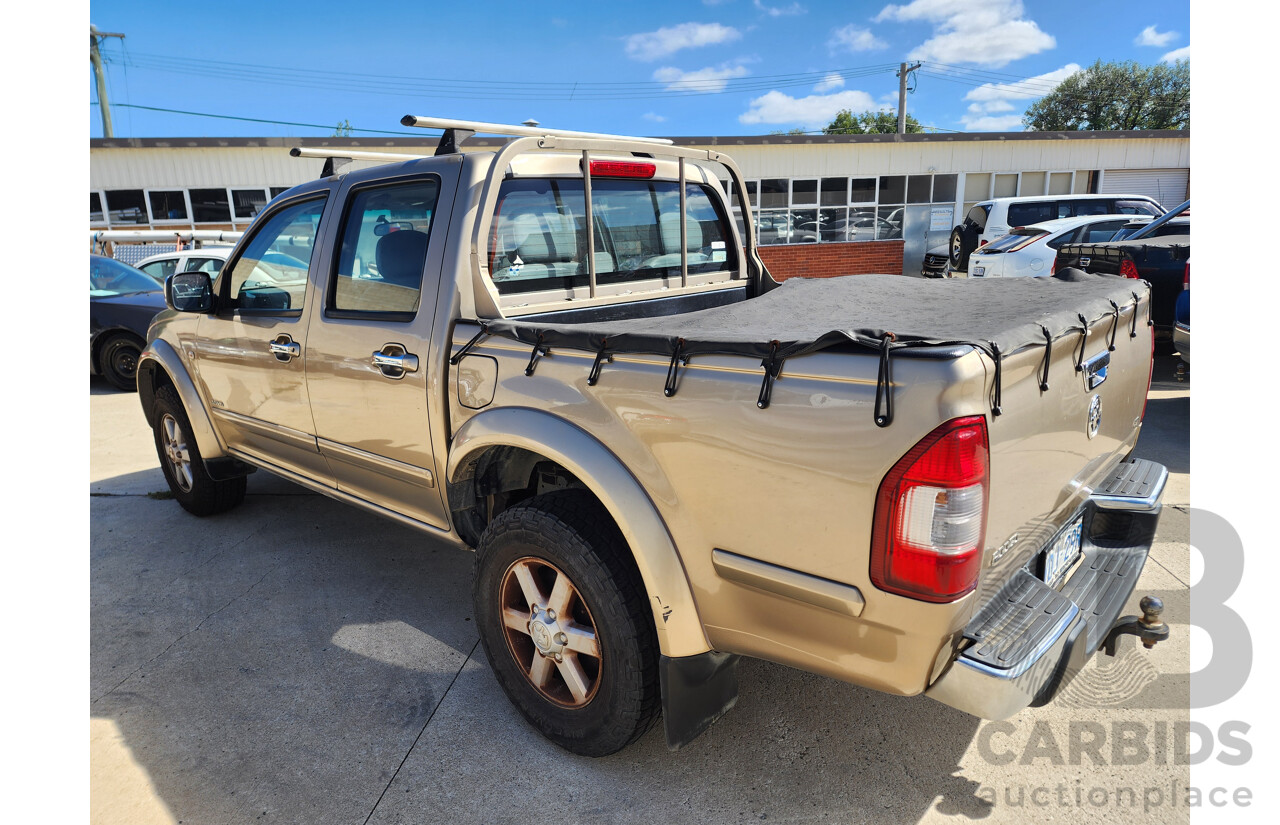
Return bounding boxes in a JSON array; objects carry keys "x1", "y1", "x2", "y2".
[
  {"x1": 152, "y1": 385, "x2": 246, "y2": 516},
  {"x1": 99, "y1": 334, "x2": 144, "y2": 392},
  {"x1": 949, "y1": 225, "x2": 979, "y2": 271},
  {"x1": 473, "y1": 490, "x2": 660, "y2": 756}
]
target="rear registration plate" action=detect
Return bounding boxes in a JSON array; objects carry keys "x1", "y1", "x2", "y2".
[
  {"x1": 1041, "y1": 517, "x2": 1083, "y2": 587},
  {"x1": 972, "y1": 266, "x2": 985, "y2": 277}
]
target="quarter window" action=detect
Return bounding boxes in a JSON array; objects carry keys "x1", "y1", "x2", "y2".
[{"x1": 331, "y1": 179, "x2": 440, "y2": 315}]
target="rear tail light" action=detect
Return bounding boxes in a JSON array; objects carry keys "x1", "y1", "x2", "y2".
[
  {"x1": 1120, "y1": 259, "x2": 1140, "y2": 279},
  {"x1": 587, "y1": 160, "x2": 656, "y2": 179},
  {"x1": 1050, "y1": 257, "x2": 1056, "y2": 276},
  {"x1": 1183, "y1": 260, "x2": 1190, "y2": 290},
  {"x1": 870, "y1": 416, "x2": 989, "y2": 602}
]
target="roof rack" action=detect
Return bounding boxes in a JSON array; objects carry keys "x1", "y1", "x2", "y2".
[
  {"x1": 400, "y1": 114, "x2": 674, "y2": 155},
  {"x1": 289, "y1": 146, "x2": 429, "y2": 177}
]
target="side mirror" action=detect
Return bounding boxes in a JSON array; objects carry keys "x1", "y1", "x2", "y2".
[{"x1": 166, "y1": 271, "x2": 214, "y2": 313}]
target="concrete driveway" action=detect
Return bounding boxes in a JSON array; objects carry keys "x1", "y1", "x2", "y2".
[{"x1": 90, "y1": 357, "x2": 1191, "y2": 825}]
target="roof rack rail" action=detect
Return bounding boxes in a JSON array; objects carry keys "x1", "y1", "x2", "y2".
[
  {"x1": 400, "y1": 114, "x2": 674, "y2": 155},
  {"x1": 289, "y1": 146, "x2": 429, "y2": 177}
]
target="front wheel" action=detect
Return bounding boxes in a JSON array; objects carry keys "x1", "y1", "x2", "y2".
[
  {"x1": 472, "y1": 490, "x2": 660, "y2": 756},
  {"x1": 152, "y1": 385, "x2": 246, "y2": 516},
  {"x1": 99, "y1": 335, "x2": 143, "y2": 392}
]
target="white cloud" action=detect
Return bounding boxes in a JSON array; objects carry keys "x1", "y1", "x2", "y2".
[
  {"x1": 653, "y1": 63, "x2": 751, "y2": 92},
  {"x1": 1162, "y1": 45, "x2": 1190, "y2": 62},
  {"x1": 828, "y1": 24, "x2": 888, "y2": 52},
  {"x1": 960, "y1": 63, "x2": 1078, "y2": 131},
  {"x1": 875, "y1": 0, "x2": 1054, "y2": 67},
  {"x1": 642, "y1": 112, "x2": 667, "y2": 122},
  {"x1": 813, "y1": 73, "x2": 845, "y2": 93},
  {"x1": 754, "y1": 0, "x2": 805, "y2": 16},
  {"x1": 624, "y1": 22, "x2": 742, "y2": 61},
  {"x1": 1136, "y1": 25, "x2": 1177, "y2": 47},
  {"x1": 739, "y1": 89, "x2": 879, "y2": 129}
]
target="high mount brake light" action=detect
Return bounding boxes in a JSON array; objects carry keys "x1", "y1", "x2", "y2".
[
  {"x1": 870, "y1": 416, "x2": 989, "y2": 603},
  {"x1": 588, "y1": 160, "x2": 656, "y2": 179}
]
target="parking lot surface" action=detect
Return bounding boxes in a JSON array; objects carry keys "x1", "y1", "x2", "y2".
[{"x1": 90, "y1": 357, "x2": 1191, "y2": 825}]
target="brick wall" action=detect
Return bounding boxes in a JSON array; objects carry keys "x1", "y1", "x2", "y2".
[{"x1": 758, "y1": 240, "x2": 905, "y2": 280}]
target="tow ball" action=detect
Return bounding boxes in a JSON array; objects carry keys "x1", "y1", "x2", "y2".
[{"x1": 1101, "y1": 595, "x2": 1169, "y2": 656}]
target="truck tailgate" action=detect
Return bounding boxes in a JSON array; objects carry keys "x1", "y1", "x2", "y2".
[{"x1": 977, "y1": 288, "x2": 1153, "y2": 601}]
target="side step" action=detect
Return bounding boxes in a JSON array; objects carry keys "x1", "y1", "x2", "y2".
[{"x1": 1091, "y1": 458, "x2": 1167, "y2": 512}]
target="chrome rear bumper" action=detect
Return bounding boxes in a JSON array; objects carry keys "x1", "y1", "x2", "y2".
[{"x1": 926, "y1": 458, "x2": 1168, "y2": 719}]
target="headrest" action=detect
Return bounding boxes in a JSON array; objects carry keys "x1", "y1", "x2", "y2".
[
  {"x1": 659, "y1": 213, "x2": 702, "y2": 253},
  {"x1": 375, "y1": 229, "x2": 428, "y2": 287},
  {"x1": 517, "y1": 226, "x2": 578, "y2": 265}
]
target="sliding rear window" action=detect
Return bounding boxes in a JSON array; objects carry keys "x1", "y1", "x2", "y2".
[{"x1": 488, "y1": 178, "x2": 737, "y2": 297}]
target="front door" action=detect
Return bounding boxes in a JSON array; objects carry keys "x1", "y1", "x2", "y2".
[
  {"x1": 192, "y1": 191, "x2": 335, "y2": 484},
  {"x1": 304, "y1": 172, "x2": 456, "y2": 529}
]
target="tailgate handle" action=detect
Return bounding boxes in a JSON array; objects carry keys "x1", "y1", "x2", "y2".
[{"x1": 1083, "y1": 351, "x2": 1110, "y2": 389}]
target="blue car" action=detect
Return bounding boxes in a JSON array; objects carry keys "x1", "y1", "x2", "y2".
[{"x1": 90, "y1": 254, "x2": 169, "y2": 391}]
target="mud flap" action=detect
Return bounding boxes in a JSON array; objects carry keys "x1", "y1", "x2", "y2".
[{"x1": 660, "y1": 651, "x2": 740, "y2": 751}]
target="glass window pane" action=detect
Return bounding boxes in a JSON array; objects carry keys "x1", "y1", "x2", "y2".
[
  {"x1": 105, "y1": 190, "x2": 148, "y2": 224},
  {"x1": 818, "y1": 207, "x2": 848, "y2": 241},
  {"x1": 907, "y1": 175, "x2": 931, "y2": 204},
  {"x1": 1048, "y1": 172, "x2": 1072, "y2": 196},
  {"x1": 878, "y1": 176, "x2": 905, "y2": 205},
  {"x1": 489, "y1": 179, "x2": 737, "y2": 293},
  {"x1": 1007, "y1": 202, "x2": 1056, "y2": 226},
  {"x1": 232, "y1": 189, "x2": 269, "y2": 221},
  {"x1": 847, "y1": 207, "x2": 877, "y2": 242},
  {"x1": 756, "y1": 209, "x2": 790, "y2": 245},
  {"x1": 759, "y1": 179, "x2": 787, "y2": 209},
  {"x1": 90, "y1": 193, "x2": 104, "y2": 223},
  {"x1": 993, "y1": 173, "x2": 1017, "y2": 198},
  {"x1": 963, "y1": 173, "x2": 991, "y2": 202},
  {"x1": 850, "y1": 178, "x2": 876, "y2": 204},
  {"x1": 877, "y1": 207, "x2": 904, "y2": 239},
  {"x1": 932, "y1": 174, "x2": 957, "y2": 204},
  {"x1": 791, "y1": 209, "x2": 818, "y2": 242},
  {"x1": 190, "y1": 188, "x2": 231, "y2": 223},
  {"x1": 139, "y1": 259, "x2": 176, "y2": 281},
  {"x1": 333, "y1": 180, "x2": 439, "y2": 314},
  {"x1": 270, "y1": 187, "x2": 290, "y2": 199},
  {"x1": 791, "y1": 179, "x2": 817, "y2": 206},
  {"x1": 148, "y1": 190, "x2": 188, "y2": 221},
  {"x1": 1020, "y1": 171, "x2": 1046, "y2": 197},
  {"x1": 90, "y1": 255, "x2": 161, "y2": 295},
  {"x1": 820, "y1": 178, "x2": 847, "y2": 206},
  {"x1": 224, "y1": 197, "x2": 326, "y2": 312},
  {"x1": 185, "y1": 257, "x2": 224, "y2": 274}
]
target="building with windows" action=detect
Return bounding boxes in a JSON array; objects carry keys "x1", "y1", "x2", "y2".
[{"x1": 90, "y1": 130, "x2": 1188, "y2": 277}]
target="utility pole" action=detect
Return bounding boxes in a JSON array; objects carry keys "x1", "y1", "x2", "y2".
[
  {"x1": 90, "y1": 25, "x2": 125, "y2": 138},
  {"x1": 897, "y1": 61, "x2": 921, "y2": 135}
]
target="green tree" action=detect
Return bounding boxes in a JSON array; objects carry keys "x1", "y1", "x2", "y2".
[
  {"x1": 823, "y1": 109, "x2": 922, "y2": 135},
  {"x1": 1023, "y1": 60, "x2": 1189, "y2": 131},
  {"x1": 332, "y1": 119, "x2": 353, "y2": 137}
]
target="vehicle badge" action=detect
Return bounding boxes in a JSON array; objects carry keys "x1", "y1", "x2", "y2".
[{"x1": 1087, "y1": 394, "x2": 1102, "y2": 439}]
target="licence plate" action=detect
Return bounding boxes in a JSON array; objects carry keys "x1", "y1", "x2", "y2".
[
  {"x1": 1041, "y1": 517, "x2": 1083, "y2": 587},
  {"x1": 972, "y1": 266, "x2": 985, "y2": 277}
]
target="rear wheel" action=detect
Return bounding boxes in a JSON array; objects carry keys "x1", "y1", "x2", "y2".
[
  {"x1": 99, "y1": 335, "x2": 143, "y2": 392},
  {"x1": 472, "y1": 490, "x2": 660, "y2": 756},
  {"x1": 152, "y1": 385, "x2": 246, "y2": 516}
]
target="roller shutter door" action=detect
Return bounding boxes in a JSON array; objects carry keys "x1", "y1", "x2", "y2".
[{"x1": 1101, "y1": 169, "x2": 1189, "y2": 210}]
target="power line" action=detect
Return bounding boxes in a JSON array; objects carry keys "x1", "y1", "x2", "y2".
[{"x1": 104, "y1": 103, "x2": 438, "y2": 137}]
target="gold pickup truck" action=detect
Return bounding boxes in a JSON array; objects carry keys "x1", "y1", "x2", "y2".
[{"x1": 137, "y1": 117, "x2": 1169, "y2": 757}]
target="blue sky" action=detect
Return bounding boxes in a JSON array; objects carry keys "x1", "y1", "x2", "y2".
[{"x1": 89, "y1": 0, "x2": 1189, "y2": 139}]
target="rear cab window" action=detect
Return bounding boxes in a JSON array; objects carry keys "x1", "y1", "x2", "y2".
[{"x1": 488, "y1": 174, "x2": 738, "y2": 303}]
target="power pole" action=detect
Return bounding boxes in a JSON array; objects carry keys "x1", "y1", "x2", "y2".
[
  {"x1": 896, "y1": 61, "x2": 921, "y2": 134},
  {"x1": 90, "y1": 25, "x2": 125, "y2": 138}
]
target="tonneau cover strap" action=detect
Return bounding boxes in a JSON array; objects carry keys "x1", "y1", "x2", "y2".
[
  {"x1": 525, "y1": 335, "x2": 548, "y2": 376},
  {"x1": 757, "y1": 340, "x2": 784, "y2": 410},
  {"x1": 874, "y1": 333, "x2": 896, "y2": 428},
  {"x1": 449, "y1": 324, "x2": 490, "y2": 365},
  {"x1": 989, "y1": 341, "x2": 1004, "y2": 417},
  {"x1": 1039, "y1": 326, "x2": 1053, "y2": 392},
  {"x1": 587, "y1": 340, "x2": 611, "y2": 386},
  {"x1": 1074, "y1": 313, "x2": 1090, "y2": 373},
  {"x1": 1107, "y1": 300, "x2": 1120, "y2": 352},
  {"x1": 1129, "y1": 292, "x2": 1141, "y2": 339},
  {"x1": 664, "y1": 339, "x2": 687, "y2": 397}
]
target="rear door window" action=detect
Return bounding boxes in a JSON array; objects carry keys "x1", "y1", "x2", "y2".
[
  {"x1": 488, "y1": 178, "x2": 738, "y2": 297},
  {"x1": 964, "y1": 204, "x2": 990, "y2": 231},
  {"x1": 1007, "y1": 202, "x2": 1056, "y2": 226}
]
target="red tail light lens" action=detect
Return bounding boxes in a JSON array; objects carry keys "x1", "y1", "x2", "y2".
[
  {"x1": 1183, "y1": 260, "x2": 1190, "y2": 290},
  {"x1": 1120, "y1": 259, "x2": 1140, "y2": 279},
  {"x1": 870, "y1": 416, "x2": 989, "y2": 602},
  {"x1": 588, "y1": 160, "x2": 656, "y2": 179}
]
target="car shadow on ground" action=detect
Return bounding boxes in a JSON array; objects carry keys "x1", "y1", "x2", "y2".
[{"x1": 92, "y1": 467, "x2": 988, "y2": 825}]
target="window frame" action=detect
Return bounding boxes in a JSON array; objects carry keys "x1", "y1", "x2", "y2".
[
  {"x1": 90, "y1": 191, "x2": 108, "y2": 227},
  {"x1": 189, "y1": 186, "x2": 234, "y2": 225},
  {"x1": 145, "y1": 188, "x2": 192, "y2": 225},
  {"x1": 324, "y1": 174, "x2": 442, "y2": 323}
]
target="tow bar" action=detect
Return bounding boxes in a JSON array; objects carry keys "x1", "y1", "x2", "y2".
[{"x1": 1101, "y1": 595, "x2": 1169, "y2": 656}]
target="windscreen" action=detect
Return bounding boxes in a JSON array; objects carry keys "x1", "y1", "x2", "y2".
[{"x1": 488, "y1": 178, "x2": 738, "y2": 296}]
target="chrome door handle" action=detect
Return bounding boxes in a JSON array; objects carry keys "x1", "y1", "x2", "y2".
[
  {"x1": 269, "y1": 338, "x2": 301, "y2": 361},
  {"x1": 372, "y1": 350, "x2": 419, "y2": 375}
]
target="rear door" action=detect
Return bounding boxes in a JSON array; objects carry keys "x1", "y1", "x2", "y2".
[{"x1": 303, "y1": 167, "x2": 459, "y2": 529}]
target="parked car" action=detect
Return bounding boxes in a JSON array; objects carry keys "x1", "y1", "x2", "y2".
[
  {"x1": 930, "y1": 194, "x2": 1165, "y2": 276},
  {"x1": 140, "y1": 119, "x2": 1170, "y2": 756},
  {"x1": 90, "y1": 254, "x2": 168, "y2": 391},
  {"x1": 1174, "y1": 259, "x2": 1190, "y2": 377},
  {"x1": 1109, "y1": 215, "x2": 1191, "y2": 242},
  {"x1": 135, "y1": 247, "x2": 233, "y2": 282},
  {"x1": 966, "y1": 215, "x2": 1133, "y2": 278}
]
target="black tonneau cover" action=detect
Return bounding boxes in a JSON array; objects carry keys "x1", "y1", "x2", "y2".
[{"x1": 460, "y1": 270, "x2": 1146, "y2": 424}]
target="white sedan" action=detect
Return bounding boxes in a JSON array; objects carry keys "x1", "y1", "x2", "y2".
[{"x1": 967, "y1": 215, "x2": 1133, "y2": 278}]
